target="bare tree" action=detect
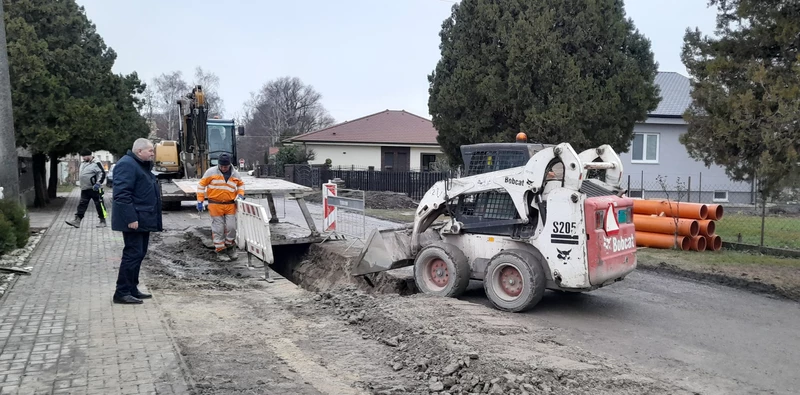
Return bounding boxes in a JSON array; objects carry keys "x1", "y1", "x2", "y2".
[
  {"x1": 153, "y1": 71, "x2": 189, "y2": 140},
  {"x1": 656, "y1": 175, "x2": 687, "y2": 250},
  {"x1": 192, "y1": 67, "x2": 225, "y2": 118},
  {"x1": 243, "y1": 76, "x2": 335, "y2": 145}
]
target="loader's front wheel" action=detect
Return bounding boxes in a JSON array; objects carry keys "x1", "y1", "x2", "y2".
[
  {"x1": 413, "y1": 242, "x2": 470, "y2": 298},
  {"x1": 484, "y1": 250, "x2": 546, "y2": 313}
]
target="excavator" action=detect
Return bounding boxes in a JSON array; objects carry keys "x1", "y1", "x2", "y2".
[{"x1": 153, "y1": 85, "x2": 245, "y2": 209}]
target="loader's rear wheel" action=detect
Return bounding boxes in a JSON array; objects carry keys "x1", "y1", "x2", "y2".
[
  {"x1": 413, "y1": 242, "x2": 470, "y2": 298},
  {"x1": 484, "y1": 250, "x2": 546, "y2": 313}
]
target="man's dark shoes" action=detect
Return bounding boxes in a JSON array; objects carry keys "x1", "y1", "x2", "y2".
[
  {"x1": 113, "y1": 295, "x2": 143, "y2": 304},
  {"x1": 132, "y1": 291, "x2": 152, "y2": 299}
]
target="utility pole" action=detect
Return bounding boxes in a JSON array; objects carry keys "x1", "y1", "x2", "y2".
[{"x1": 0, "y1": 3, "x2": 20, "y2": 202}]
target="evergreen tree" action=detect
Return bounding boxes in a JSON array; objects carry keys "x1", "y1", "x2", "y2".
[
  {"x1": 428, "y1": 0, "x2": 660, "y2": 165},
  {"x1": 681, "y1": 0, "x2": 800, "y2": 197}
]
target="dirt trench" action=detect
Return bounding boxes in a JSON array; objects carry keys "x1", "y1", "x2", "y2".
[{"x1": 143, "y1": 227, "x2": 691, "y2": 395}]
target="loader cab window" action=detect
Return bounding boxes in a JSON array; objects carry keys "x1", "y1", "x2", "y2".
[
  {"x1": 208, "y1": 125, "x2": 233, "y2": 154},
  {"x1": 464, "y1": 150, "x2": 528, "y2": 176}
]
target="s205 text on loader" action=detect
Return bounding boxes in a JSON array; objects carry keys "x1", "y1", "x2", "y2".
[{"x1": 353, "y1": 138, "x2": 637, "y2": 312}]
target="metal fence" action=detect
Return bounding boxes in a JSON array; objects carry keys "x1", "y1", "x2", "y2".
[
  {"x1": 323, "y1": 169, "x2": 451, "y2": 200},
  {"x1": 268, "y1": 164, "x2": 452, "y2": 200},
  {"x1": 630, "y1": 175, "x2": 800, "y2": 251}
]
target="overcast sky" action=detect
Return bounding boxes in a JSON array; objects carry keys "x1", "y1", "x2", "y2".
[{"x1": 75, "y1": 0, "x2": 719, "y2": 124}]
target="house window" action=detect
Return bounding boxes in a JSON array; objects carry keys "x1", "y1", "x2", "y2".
[
  {"x1": 713, "y1": 190, "x2": 729, "y2": 202},
  {"x1": 421, "y1": 154, "x2": 438, "y2": 171},
  {"x1": 632, "y1": 133, "x2": 659, "y2": 163}
]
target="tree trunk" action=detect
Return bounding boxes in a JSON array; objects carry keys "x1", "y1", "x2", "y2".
[
  {"x1": 47, "y1": 152, "x2": 59, "y2": 199},
  {"x1": 0, "y1": 4, "x2": 20, "y2": 202},
  {"x1": 32, "y1": 153, "x2": 48, "y2": 207}
]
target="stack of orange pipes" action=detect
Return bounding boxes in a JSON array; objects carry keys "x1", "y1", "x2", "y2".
[{"x1": 632, "y1": 200, "x2": 724, "y2": 252}]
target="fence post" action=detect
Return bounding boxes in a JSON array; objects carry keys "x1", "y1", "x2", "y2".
[
  {"x1": 687, "y1": 176, "x2": 692, "y2": 202},
  {"x1": 698, "y1": 172, "x2": 702, "y2": 203},
  {"x1": 640, "y1": 170, "x2": 644, "y2": 197},
  {"x1": 407, "y1": 171, "x2": 413, "y2": 198},
  {"x1": 760, "y1": 193, "x2": 766, "y2": 247},
  {"x1": 284, "y1": 165, "x2": 294, "y2": 183},
  {"x1": 627, "y1": 175, "x2": 631, "y2": 195}
]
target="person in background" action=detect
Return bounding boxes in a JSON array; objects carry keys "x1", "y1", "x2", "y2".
[
  {"x1": 111, "y1": 138, "x2": 163, "y2": 305},
  {"x1": 66, "y1": 149, "x2": 107, "y2": 228},
  {"x1": 197, "y1": 153, "x2": 245, "y2": 262}
]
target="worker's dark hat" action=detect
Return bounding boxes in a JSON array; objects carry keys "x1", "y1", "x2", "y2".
[
  {"x1": 218, "y1": 153, "x2": 231, "y2": 166},
  {"x1": 79, "y1": 148, "x2": 92, "y2": 156}
]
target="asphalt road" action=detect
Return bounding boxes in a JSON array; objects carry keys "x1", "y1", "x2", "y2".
[
  {"x1": 463, "y1": 270, "x2": 800, "y2": 395},
  {"x1": 274, "y1": 197, "x2": 800, "y2": 394}
]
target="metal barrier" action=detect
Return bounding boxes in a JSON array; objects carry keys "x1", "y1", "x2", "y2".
[
  {"x1": 321, "y1": 182, "x2": 367, "y2": 250},
  {"x1": 235, "y1": 199, "x2": 276, "y2": 282}
]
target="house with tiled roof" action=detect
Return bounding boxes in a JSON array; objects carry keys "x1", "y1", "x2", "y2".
[
  {"x1": 287, "y1": 110, "x2": 444, "y2": 171},
  {"x1": 622, "y1": 71, "x2": 753, "y2": 204}
]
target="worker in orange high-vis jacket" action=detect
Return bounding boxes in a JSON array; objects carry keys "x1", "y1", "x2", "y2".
[{"x1": 196, "y1": 153, "x2": 245, "y2": 262}]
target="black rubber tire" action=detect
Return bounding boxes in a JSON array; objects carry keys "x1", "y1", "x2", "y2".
[
  {"x1": 483, "y1": 249, "x2": 546, "y2": 312},
  {"x1": 413, "y1": 242, "x2": 471, "y2": 297}
]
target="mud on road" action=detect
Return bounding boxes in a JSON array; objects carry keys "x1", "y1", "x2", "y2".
[{"x1": 142, "y1": 228, "x2": 693, "y2": 395}]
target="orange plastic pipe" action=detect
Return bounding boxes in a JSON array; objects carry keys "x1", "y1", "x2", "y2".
[
  {"x1": 632, "y1": 200, "x2": 708, "y2": 220},
  {"x1": 705, "y1": 235, "x2": 722, "y2": 251},
  {"x1": 635, "y1": 231, "x2": 691, "y2": 250},
  {"x1": 633, "y1": 215, "x2": 699, "y2": 237},
  {"x1": 690, "y1": 235, "x2": 707, "y2": 251},
  {"x1": 697, "y1": 220, "x2": 716, "y2": 237},
  {"x1": 706, "y1": 204, "x2": 724, "y2": 220}
]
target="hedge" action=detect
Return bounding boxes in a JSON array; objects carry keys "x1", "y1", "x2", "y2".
[{"x1": 0, "y1": 199, "x2": 30, "y2": 256}]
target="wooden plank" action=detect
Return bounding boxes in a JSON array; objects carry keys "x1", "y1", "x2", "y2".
[
  {"x1": 173, "y1": 176, "x2": 312, "y2": 196},
  {"x1": 0, "y1": 267, "x2": 31, "y2": 275}
]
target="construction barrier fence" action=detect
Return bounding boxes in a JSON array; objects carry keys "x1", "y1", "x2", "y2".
[{"x1": 322, "y1": 182, "x2": 367, "y2": 247}]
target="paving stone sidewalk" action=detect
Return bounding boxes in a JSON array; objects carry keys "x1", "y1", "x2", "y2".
[{"x1": 0, "y1": 189, "x2": 190, "y2": 394}]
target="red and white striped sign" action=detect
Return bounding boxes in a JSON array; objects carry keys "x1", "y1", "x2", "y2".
[{"x1": 323, "y1": 181, "x2": 337, "y2": 231}]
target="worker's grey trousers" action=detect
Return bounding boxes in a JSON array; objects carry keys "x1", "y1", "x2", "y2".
[{"x1": 211, "y1": 213, "x2": 237, "y2": 251}]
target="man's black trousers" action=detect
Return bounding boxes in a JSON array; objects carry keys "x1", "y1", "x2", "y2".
[
  {"x1": 115, "y1": 232, "x2": 150, "y2": 298},
  {"x1": 76, "y1": 189, "x2": 105, "y2": 219}
]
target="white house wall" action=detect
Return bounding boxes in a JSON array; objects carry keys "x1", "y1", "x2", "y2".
[
  {"x1": 304, "y1": 144, "x2": 380, "y2": 168},
  {"x1": 621, "y1": 122, "x2": 754, "y2": 204},
  {"x1": 301, "y1": 143, "x2": 443, "y2": 170}
]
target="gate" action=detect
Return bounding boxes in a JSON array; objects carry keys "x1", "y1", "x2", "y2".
[{"x1": 293, "y1": 164, "x2": 313, "y2": 187}]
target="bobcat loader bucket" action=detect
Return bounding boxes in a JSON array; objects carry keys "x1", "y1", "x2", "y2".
[{"x1": 352, "y1": 226, "x2": 416, "y2": 276}]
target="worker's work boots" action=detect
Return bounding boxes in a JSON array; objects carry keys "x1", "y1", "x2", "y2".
[
  {"x1": 65, "y1": 216, "x2": 82, "y2": 228},
  {"x1": 216, "y1": 251, "x2": 232, "y2": 262},
  {"x1": 226, "y1": 246, "x2": 238, "y2": 260},
  {"x1": 96, "y1": 218, "x2": 107, "y2": 228}
]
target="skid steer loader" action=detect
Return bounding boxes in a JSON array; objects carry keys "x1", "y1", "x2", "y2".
[{"x1": 353, "y1": 141, "x2": 637, "y2": 312}]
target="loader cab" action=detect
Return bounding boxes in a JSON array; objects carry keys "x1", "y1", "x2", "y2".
[
  {"x1": 460, "y1": 142, "x2": 554, "y2": 176},
  {"x1": 451, "y1": 143, "x2": 560, "y2": 239}
]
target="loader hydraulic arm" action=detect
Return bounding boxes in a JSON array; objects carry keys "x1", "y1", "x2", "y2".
[{"x1": 408, "y1": 142, "x2": 625, "y2": 253}]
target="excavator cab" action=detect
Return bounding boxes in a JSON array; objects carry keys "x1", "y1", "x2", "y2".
[{"x1": 207, "y1": 119, "x2": 236, "y2": 166}]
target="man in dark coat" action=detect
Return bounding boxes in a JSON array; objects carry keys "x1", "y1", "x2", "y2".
[{"x1": 111, "y1": 138, "x2": 163, "y2": 304}]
